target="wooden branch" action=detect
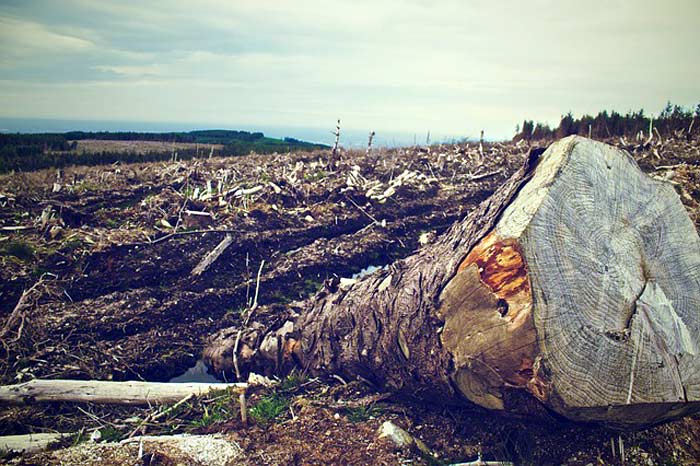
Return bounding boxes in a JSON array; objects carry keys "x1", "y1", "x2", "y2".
[
  {"x1": 234, "y1": 186, "x2": 263, "y2": 197},
  {"x1": 465, "y1": 169, "x2": 501, "y2": 182},
  {"x1": 366, "y1": 130, "x2": 376, "y2": 156},
  {"x1": 0, "y1": 433, "x2": 69, "y2": 453},
  {"x1": 328, "y1": 119, "x2": 341, "y2": 170},
  {"x1": 250, "y1": 259, "x2": 265, "y2": 311},
  {"x1": 190, "y1": 234, "x2": 234, "y2": 277},
  {"x1": 0, "y1": 379, "x2": 246, "y2": 406},
  {"x1": 344, "y1": 195, "x2": 381, "y2": 226},
  {"x1": 0, "y1": 279, "x2": 44, "y2": 341},
  {"x1": 233, "y1": 260, "x2": 265, "y2": 381},
  {"x1": 479, "y1": 129, "x2": 485, "y2": 159},
  {"x1": 184, "y1": 210, "x2": 213, "y2": 217},
  {"x1": 688, "y1": 118, "x2": 696, "y2": 141},
  {"x1": 0, "y1": 225, "x2": 34, "y2": 232},
  {"x1": 118, "y1": 228, "x2": 238, "y2": 247}
]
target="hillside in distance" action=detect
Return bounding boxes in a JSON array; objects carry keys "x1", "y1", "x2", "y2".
[{"x1": 0, "y1": 129, "x2": 329, "y2": 173}]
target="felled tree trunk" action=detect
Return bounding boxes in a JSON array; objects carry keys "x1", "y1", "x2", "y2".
[{"x1": 212, "y1": 136, "x2": 700, "y2": 428}]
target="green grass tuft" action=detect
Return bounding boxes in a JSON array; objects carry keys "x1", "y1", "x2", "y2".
[
  {"x1": 2, "y1": 240, "x2": 36, "y2": 261},
  {"x1": 280, "y1": 371, "x2": 308, "y2": 392},
  {"x1": 344, "y1": 405, "x2": 382, "y2": 423},
  {"x1": 99, "y1": 426, "x2": 124, "y2": 442},
  {"x1": 249, "y1": 394, "x2": 289, "y2": 425},
  {"x1": 189, "y1": 389, "x2": 237, "y2": 429}
]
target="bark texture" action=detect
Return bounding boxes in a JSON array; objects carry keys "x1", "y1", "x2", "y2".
[
  {"x1": 237, "y1": 136, "x2": 700, "y2": 428},
  {"x1": 288, "y1": 146, "x2": 544, "y2": 402}
]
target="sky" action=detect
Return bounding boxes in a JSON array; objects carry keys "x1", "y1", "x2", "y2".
[{"x1": 0, "y1": 0, "x2": 698, "y2": 143}]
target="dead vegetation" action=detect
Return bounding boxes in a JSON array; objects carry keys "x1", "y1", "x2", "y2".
[{"x1": 2, "y1": 135, "x2": 700, "y2": 464}]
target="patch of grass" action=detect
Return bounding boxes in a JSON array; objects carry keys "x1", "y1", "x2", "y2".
[
  {"x1": 182, "y1": 186, "x2": 195, "y2": 199},
  {"x1": 344, "y1": 405, "x2": 382, "y2": 423},
  {"x1": 249, "y1": 394, "x2": 289, "y2": 425},
  {"x1": 99, "y1": 426, "x2": 124, "y2": 442},
  {"x1": 258, "y1": 171, "x2": 272, "y2": 183},
  {"x1": 31, "y1": 265, "x2": 50, "y2": 278},
  {"x1": 223, "y1": 306, "x2": 246, "y2": 317},
  {"x1": 190, "y1": 388, "x2": 238, "y2": 429},
  {"x1": 280, "y1": 370, "x2": 308, "y2": 392},
  {"x1": 190, "y1": 407, "x2": 228, "y2": 429},
  {"x1": 2, "y1": 240, "x2": 36, "y2": 261},
  {"x1": 304, "y1": 170, "x2": 327, "y2": 182},
  {"x1": 661, "y1": 458, "x2": 683, "y2": 466},
  {"x1": 61, "y1": 237, "x2": 83, "y2": 252},
  {"x1": 269, "y1": 291, "x2": 293, "y2": 304},
  {"x1": 70, "y1": 430, "x2": 88, "y2": 446},
  {"x1": 163, "y1": 401, "x2": 190, "y2": 420},
  {"x1": 303, "y1": 278, "x2": 323, "y2": 293},
  {"x1": 73, "y1": 181, "x2": 99, "y2": 193},
  {"x1": 104, "y1": 217, "x2": 121, "y2": 228}
]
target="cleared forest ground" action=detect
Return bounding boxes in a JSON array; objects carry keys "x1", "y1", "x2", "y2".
[
  {"x1": 2, "y1": 136, "x2": 700, "y2": 464},
  {"x1": 71, "y1": 139, "x2": 224, "y2": 154}
]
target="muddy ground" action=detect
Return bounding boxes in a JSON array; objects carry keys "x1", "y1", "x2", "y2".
[{"x1": 1, "y1": 136, "x2": 700, "y2": 465}]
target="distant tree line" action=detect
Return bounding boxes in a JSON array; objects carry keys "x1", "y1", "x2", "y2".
[
  {"x1": 0, "y1": 148, "x2": 202, "y2": 173},
  {"x1": 61, "y1": 129, "x2": 268, "y2": 144},
  {"x1": 514, "y1": 102, "x2": 700, "y2": 141},
  {"x1": 0, "y1": 130, "x2": 328, "y2": 173}
]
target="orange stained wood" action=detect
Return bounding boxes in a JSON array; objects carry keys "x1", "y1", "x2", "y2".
[
  {"x1": 440, "y1": 230, "x2": 550, "y2": 406},
  {"x1": 459, "y1": 231, "x2": 530, "y2": 299},
  {"x1": 283, "y1": 337, "x2": 301, "y2": 361}
]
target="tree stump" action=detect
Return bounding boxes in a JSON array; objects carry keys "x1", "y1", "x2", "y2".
[
  {"x1": 226, "y1": 136, "x2": 700, "y2": 428},
  {"x1": 437, "y1": 136, "x2": 700, "y2": 426}
]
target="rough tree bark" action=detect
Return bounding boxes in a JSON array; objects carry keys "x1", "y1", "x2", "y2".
[{"x1": 208, "y1": 136, "x2": 700, "y2": 428}]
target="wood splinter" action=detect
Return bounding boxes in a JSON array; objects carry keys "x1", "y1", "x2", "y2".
[{"x1": 190, "y1": 234, "x2": 234, "y2": 277}]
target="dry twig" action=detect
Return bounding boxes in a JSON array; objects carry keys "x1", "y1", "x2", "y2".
[{"x1": 0, "y1": 278, "x2": 45, "y2": 344}]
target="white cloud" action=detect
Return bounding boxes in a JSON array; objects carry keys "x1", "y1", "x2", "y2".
[
  {"x1": 0, "y1": 0, "x2": 699, "y2": 138},
  {"x1": 94, "y1": 64, "x2": 165, "y2": 77},
  {"x1": 0, "y1": 16, "x2": 94, "y2": 53}
]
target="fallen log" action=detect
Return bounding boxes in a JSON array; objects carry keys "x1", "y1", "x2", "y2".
[
  {"x1": 0, "y1": 379, "x2": 246, "y2": 406},
  {"x1": 0, "y1": 432, "x2": 69, "y2": 453},
  {"x1": 218, "y1": 136, "x2": 700, "y2": 428}
]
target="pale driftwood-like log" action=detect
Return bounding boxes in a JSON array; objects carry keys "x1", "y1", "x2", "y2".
[
  {"x1": 0, "y1": 225, "x2": 34, "y2": 231},
  {"x1": 0, "y1": 432, "x2": 69, "y2": 453},
  {"x1": 190, "y1": 234, "x2": 234, "y2": 277},
  {"x1": 228, "y1": 136, "x2": 700, "y2": 428},
  {"x1": 0, "y1": 379, "x2": 246, "y2": 406}
]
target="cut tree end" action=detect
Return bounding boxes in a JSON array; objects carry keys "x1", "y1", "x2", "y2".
[{"x1": 439, "y1": 135, "x2": 700, "y2": 427}]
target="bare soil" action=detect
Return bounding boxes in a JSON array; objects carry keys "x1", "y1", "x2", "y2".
[{"x1": 2, "y1": 136, "x2": 700, "y2": 465}]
